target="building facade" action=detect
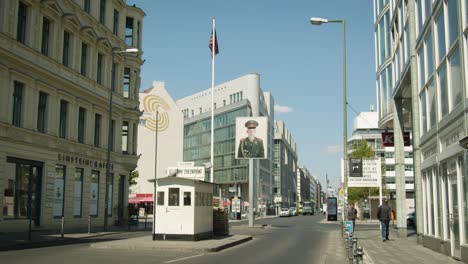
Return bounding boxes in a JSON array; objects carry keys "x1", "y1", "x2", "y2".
[
  {"x1": 347, "y1": 111, "x2": 415, "y2": 212},
  {"x1": 297, "y1": 166, "x2": 311, "y2": 207},
  {"x1": 273, "y1": 120, "x2": 298, "y2": 208},
  {"x1": 0, "y1": 0, "x2": 144, "y2": 232},
  {"x1": 373, "y1": 0, "x2": 468, "y2": 260},
  {"x1": 176, "y1": 73, "x2": 275, "y2": 212}
]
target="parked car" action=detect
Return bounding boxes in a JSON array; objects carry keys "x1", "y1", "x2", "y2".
[
  {"x1": 279, "y1": 208, "x2": 291, "y2": 217},
  {"x1": 407, "y1": 212, "x2": 416, "y2": 229},
  {"x1": 289, "y1": 207, "x2": 298, "y2": 216}
]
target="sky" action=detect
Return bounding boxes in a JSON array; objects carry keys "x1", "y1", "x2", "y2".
[{"x1": 128, "y1": 0, "x2": 377, "y2": 190}]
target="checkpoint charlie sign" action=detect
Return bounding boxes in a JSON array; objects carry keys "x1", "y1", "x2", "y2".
[
  {"x1": 348, "y1": 158, "x2": 381, "y2": 187},
  {"x1": 166, "y1": 166, "x2": 205, "y2": 180}
]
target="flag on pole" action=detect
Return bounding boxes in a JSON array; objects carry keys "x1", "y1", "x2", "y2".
[{"x1": 209, "y1": 30, "x2": 219, "y2": 55}]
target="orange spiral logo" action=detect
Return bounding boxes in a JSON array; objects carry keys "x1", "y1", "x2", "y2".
[{"x1": 143, "y1": 95, "x2": 170, "y2": 131}]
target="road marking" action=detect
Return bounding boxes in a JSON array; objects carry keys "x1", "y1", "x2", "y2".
[
  {"x1": 363, "y1": 249, "x2": 376, "y2": 264},
  {"x1": 163, "y1": 254, "x2": 205, "y2": 263}
]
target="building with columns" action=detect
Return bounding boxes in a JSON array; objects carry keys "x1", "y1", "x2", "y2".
[
  {"x1": 0, "y1": 0, "x2": 144, "y2": 232},
  {"x1": 373, "y1": 0, "x2": 468, "y2": 261}
]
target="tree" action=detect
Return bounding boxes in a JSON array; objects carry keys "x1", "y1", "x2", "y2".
[
  {"x1": 129, "y1": 170, "x2": 139, "y2": 186},
  {"x1": 347, "y1": 140, "x2": 388, "y2": 205}
]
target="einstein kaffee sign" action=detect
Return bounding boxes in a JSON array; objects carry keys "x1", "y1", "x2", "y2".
[{"x1": 347, "y1": 158, "x2": 381, "y2": 187}]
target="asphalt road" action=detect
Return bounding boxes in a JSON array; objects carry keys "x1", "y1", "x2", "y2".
[{"x1": 0, "y1": 214, "x2": 344, "y2": 264}]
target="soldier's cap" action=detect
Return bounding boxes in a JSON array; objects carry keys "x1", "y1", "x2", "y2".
[{"x1": 245, "y1": 120, "x2": 259, "y2": 129}]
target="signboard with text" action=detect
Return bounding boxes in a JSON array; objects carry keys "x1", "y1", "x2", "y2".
[
  {"x1": 382, "y1": 132, "x2": 411, "y2": 147},
  {"x1": 166, "y1": 166, "x2": 205, "y2": 180},
  {"x1": 348, "y1": 158, "x2": 382, "y2": 187}
]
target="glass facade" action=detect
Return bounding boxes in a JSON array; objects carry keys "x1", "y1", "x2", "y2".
[{"x1": 183, "y1": 106, "x2": 250, "y2": 184}]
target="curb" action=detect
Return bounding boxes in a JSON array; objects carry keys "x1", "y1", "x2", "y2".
[
  {"x1": 0, "y1": 232, "x2": 120, "y2": 251},
  {"x1": 204, "y1": 236, "x2": 253, "y2": 252}
]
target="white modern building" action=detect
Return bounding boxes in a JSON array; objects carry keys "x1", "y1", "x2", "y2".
[
  {"x1": 0, "y1": 0, "x2": 144, "y2": 231},
  {"x1": 273, "y1": 120, "x2": 298, "y2": 208},
  {"x1": 373, "y1": 0, "x2": 468, "y2": 260},
  {"x1": 176, "y1": 73, "x2": 275, "y2": 213}
]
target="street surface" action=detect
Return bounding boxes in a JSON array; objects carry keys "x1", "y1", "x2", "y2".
[{"x1": 0, "y1": 214, "x2": 344, "y2": 264}]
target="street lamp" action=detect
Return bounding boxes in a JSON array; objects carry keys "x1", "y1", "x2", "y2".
[
  {"x1": 309, "y1": 17, "x2": 347, "y2": 222},
  {"x1": 104, "y1": 47, "x2": 140, "y2": 232}
]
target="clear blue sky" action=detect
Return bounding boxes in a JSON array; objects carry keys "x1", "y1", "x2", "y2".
[{"x1": 128, "y1": 0, "x2": 376, "y2": 190}]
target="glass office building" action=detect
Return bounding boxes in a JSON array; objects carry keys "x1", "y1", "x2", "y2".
[{"x1": 373, "y1": 0, "x2": 468, "y2": 260}]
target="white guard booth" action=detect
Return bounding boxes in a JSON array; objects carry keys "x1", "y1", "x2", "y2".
[{"x1": 154, "y1": 176, "x2": 214, "y2": 241}]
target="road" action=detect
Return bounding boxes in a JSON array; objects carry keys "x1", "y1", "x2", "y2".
[{"x1": 0, "y1": 214, "x2": 344, "y2": 264}]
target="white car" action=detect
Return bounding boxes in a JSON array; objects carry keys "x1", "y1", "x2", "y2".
[{"x1": 279, "y1": 208, "x2": 291, "y2": 217}]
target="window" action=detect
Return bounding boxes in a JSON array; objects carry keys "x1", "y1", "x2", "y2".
[
  {"x1": 12, "y1": 81, "x2": 24, "y2": 127},
  {"x1": 421, "y1": 89, "x2": 427, "y2": 132},
  {"x1": 99, "y1": 0, "x2": 106, "y2": 24},
  {"x1": 449, "y1": 47, "x2": 462, "y2": 108},
  {"x1": 417, "y1": 0, "x2": 423, "y2": 33},
  {"x1": 123, "y1": 67, "x2": 130, "y2": 98},
  {"x1": 17, "y1": 2, "x2": 27, "y2": 44},
  {"x1": 110, "y1": 120, "x2": 115, "y2": 151},
  {"x1": 137, "y1": 21, "x2": 141, "y2": 48},
  {"x1": 199, "y1": 107, "x2": 202, "y2": 114},
  {"x1": 418, "y1": 47, "x2": 425, "y2": 87},
  {"x1": 447, "y1": 0, "x2": 458, "y2": 47},
  {"x1": 89, "y1": 170, "x2": 100, "y2": 216},
  {"x1": 113, "y1": 9, "x2": 119, "y2": 34},
  {"x1": 78, "y1": 107, "x2": 86, "y2": 143},
  {"x1": 428, "y1": 80, "x2": 436, "y2": 128},
  {"x1": 37, "y1": 92, "x2": 48, "y2": 133},
  {"x1": 436, "y1": 11, "x2": 446, "y2": 62},
  {"x1": 191, "y1": 110, "x2": 194, "y2": 117},
  {"x1": 405, "y1": 165, "x2": 413, "y2": 171},
  {"x1": 54, "y1": 165, "x2": 66, "y2": 217},
  {"x1": 223, "y1": 100, "x2": 226, "y2": 106},
  {"x1": 157, "y1": 192, "x2": 164, "y2": 205},
  {"x1": 122, "y1": 121, "x2": 129, "y2": 153},
  {"x1": 84, "y1": 0, "x2": 90, "y2": 13},
  {"x1": 439, "y1": 64, "x2": 449, "y2": 118},
  {"x1": 184, "y1": 192, "x2": 191, "y2": 206},
  {"x1": 81, "y1": 43, "x2": 87, "y2": 76},
  {"x1": 62, "y1": 31, "x2": 71, "y2": 67},
  {"x1": 59, "y1": 100, "x2": 68, "y2": 139},
  {"x1": 426, "y1": 31, "x2": 434, "y2": 76},
  {"x1": 107, "y1": 173, "x2": 113, "y2": 216},
  {"x1": 125, "y1": 17, "x2": 134, "y2": 46},
  {"x1": 94, "y1": 114, "x2": 101, "y2": 147},
  {"x1": 132, "y1": 124, "x2": 137, "y2": 154},
  {"x1": 169, "y1": 188, "x2": 179, "y2": 206},
  {"x1": 73, "y1": 168, "x2": 83, "y2": 217},
  {"x1": 97, "y1": 53, "x2": 103, "y2": 85},
  {"x1": 41, "y1": 17, "x2": 50, "y2": 55}
]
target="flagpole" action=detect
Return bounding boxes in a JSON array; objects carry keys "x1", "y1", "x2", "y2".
[{"x1": 210, "y1": 18, "x2": 215, "y2": 183}]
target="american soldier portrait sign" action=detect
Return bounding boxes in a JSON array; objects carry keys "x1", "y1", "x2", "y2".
[{"x1": 235, "y1": 117, "x2": 268, "y2": 159}]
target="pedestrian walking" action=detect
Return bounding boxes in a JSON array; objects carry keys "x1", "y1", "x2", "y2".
[
  {"x1": 347, "y1": 204, "x2": 358, "y2": 232},
  {"x1": 377, "y1": 199, "x2": 392, "y2": 242}
]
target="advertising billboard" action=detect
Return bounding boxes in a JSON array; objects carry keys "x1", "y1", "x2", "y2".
[{"x1": 235, "y1": 117, "x2": 268, "y2": 159}]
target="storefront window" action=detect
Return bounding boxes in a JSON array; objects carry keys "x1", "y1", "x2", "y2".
[
  {"x1": 53, "y1": 165, "x2": 66, "y2": 218},
  {"x1": 3, "y1": 159, "x2": 42, "y2": 226},
  {"x1": 107, "y1": 173, "x2": 113, "y2": 216},
  {"x1": 184, "y1": 192, "x2": 191, "y2": 206},
  {"x1": 89, "y1": 171, "x2": 100, "y2": 216},
  {"x1": 73, "y1": 168, "x2": 83, "y2": 217},
  {"x1": 461, "y1": 155, "x2": 468, "y2": 243}
]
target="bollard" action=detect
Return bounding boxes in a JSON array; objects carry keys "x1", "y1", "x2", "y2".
[
  {"x1": 352, "y1": 236, "x2": 358, "y2": 256},
  {"x1": 61, "y1": 216, "x2": 65, "y2": 238},
  {"x1": 353, "y1": 246, "x2": 364, "y2": 264},
  {"x1": 144, "y1": 215, "x2": 147, "y2": 230},
  {"x1": 88, "y1": 215, "x2": 91, "y2": 234}
]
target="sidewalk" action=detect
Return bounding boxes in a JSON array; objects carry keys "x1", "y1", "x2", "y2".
[
  {"x1": 0, "y1": 224, "x2": 147, "y2": 251},
  {"x1": 354, "y1": 222, "x2": 461, "y2": 264}
]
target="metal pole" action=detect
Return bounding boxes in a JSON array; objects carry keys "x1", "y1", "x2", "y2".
[
  {"x1": 152, "y1": 110, "x2": 159, "y2": 240},
  {"x1": 210, "y1": 18, "x2": 216, "y2": 183},
  {"x1": 248, "y1": 158, "x2": 254, "y2": 227},
  {"x1": 61, "y1": 216, "x2": 65, "y2": 238},
  {"x1": 88, "y1": 215, "x2": 91, "y2": 234},
  {"x1": 342, "y1": 19, "x2": 348, "y2": 224},
  {"x1": 104, "y1": 52, "x2": 115, "y2": 232}
]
